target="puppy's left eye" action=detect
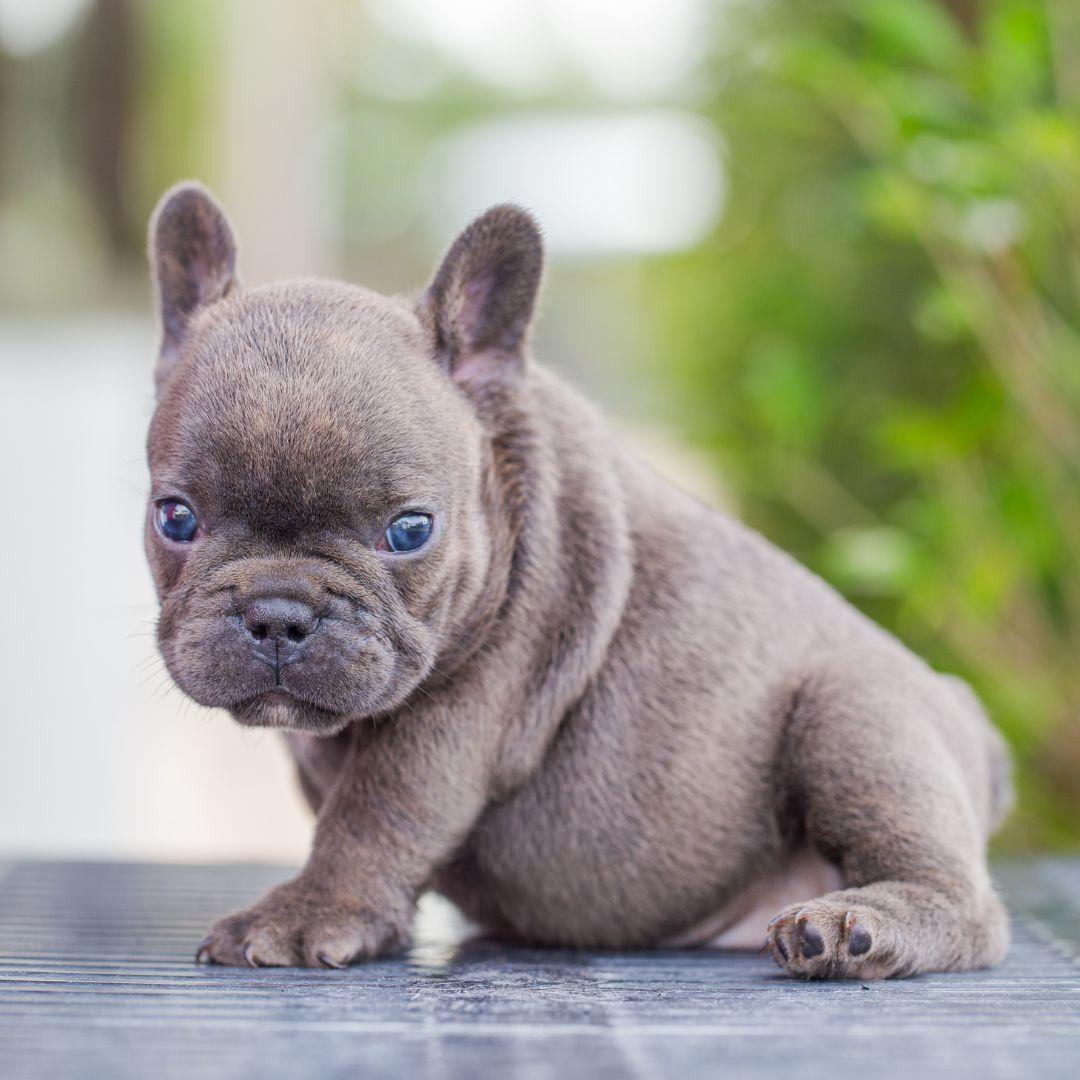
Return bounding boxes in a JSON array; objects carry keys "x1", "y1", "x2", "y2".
[
  {"x1": 384, "y1": 512, "x2": 432, "y2": 553},
  {"x1": 157, "y1": 499, "x2": 198, "y2": 542}
]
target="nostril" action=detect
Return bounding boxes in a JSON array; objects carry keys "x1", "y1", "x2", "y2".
[
  {"x1": 250, "y1": 623, "x2": 268, "y2": 641},
  {"x1": 286, "y1": 625, "x2": 306, "y2": 643}
]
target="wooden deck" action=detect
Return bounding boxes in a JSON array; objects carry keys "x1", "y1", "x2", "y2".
[{"x1": 1, "y1": 859, "x2": 1078, "y2": 1079}]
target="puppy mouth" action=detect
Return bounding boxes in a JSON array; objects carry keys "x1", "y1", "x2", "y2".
[
  {"x1": 250, "y1": 649, "x2": 301, "y2": 685},
  {"x1": 243, "y1": 684, "x2": 330, "y2": 710},
  {"x1": 157, "y1": 591, "x2": 429, "y2": 732},
  {"x1": 231, "y1": 688, "x2": 350, "y2": 735},
  {"x1": 221, "y1": 645, "x2": 407, "y2": 732}
]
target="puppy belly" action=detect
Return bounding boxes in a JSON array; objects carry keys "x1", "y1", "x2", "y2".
[{"x1": 661, "y1": 846, "x2": 844, "y2": 949}]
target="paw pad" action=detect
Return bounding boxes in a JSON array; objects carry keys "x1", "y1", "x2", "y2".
[
  {"x1": 765, "y1": 903, "x2": 879, "y2": 977},
  {"x1": 848, "y1": 927, "x2": 872, "y2": 955},
  {"x1": 844, "y1": 911, "x2": 872, "y2": 956},
  {"x1": 802, "y1": 925, "x2": 825, "y2": 958}
]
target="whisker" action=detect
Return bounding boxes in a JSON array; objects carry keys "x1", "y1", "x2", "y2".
[
  {"x1": 153, "y1": 679, "x2": 180, "y2": 706},
  {"x1": 138, "y1": 666, "x2": 168, "y2": 689},
  {"x1": 148, "y1": 670, "x2": 176, "y2": 699}
]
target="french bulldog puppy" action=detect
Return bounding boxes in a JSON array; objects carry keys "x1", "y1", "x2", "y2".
[{"x1": 145, "y1": 182, "x2": 1012, "y2": 978}]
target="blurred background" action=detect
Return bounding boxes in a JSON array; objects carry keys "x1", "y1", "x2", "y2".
[{"x1": 0, "y1": 0, "x2": 1077, "y2": 860}]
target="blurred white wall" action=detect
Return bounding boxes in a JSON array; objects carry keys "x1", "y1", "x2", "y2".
[{"x1": 0, "y1": 318, "x2": 313, "y2": 860}]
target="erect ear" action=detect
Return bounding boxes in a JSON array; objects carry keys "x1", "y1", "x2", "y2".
[
  {"x1": 423, "y1": 204, "x2": 543, "y2": 392},
  {"x1": 148, "y1": 181, "x2": 238, "y2": 387}
]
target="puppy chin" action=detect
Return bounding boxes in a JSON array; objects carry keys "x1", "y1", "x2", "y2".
[{"x1": 231, "y1": 692, "x2": 353, "y2": 736}]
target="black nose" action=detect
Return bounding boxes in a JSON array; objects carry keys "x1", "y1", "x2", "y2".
[{"x1": 242, "y1": 597, "x2": 319, "y2": 646}]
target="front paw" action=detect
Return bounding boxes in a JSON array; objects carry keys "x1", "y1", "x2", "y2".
[{"x1": 196, "y1": 878, "x2": 410, "y2": 968}]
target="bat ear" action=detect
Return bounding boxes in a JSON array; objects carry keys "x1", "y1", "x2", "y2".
[
  {"x1": 423, "y1": 204, "x2": 544, "y2": 393},
  {"x1": 148, "y1": 182, "x2": 238, "y2": 390}
]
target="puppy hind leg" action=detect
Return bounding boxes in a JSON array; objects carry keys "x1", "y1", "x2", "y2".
[{"x1": 765, "y1": 649, "x2": 1010, "y2": 979}]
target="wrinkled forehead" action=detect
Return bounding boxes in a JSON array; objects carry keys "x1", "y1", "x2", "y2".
[{"x1": 149, "y1": 287, "x2": 476, "y2": 532}]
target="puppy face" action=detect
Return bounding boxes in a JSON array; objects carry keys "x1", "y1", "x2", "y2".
[{"x1": 145, "y1": 185, "x2": 542, "y2": 734}]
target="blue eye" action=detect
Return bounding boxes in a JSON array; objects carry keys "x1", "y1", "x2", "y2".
[
  {"x1": 157, "y1": 499, "x2": 198, "y2": 542},
  {"x1": 384, "y1": 512, "x2": 432, "y2": 553}
]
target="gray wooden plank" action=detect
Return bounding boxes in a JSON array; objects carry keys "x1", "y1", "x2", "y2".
[{"x1": 0, "y1": 859, "x2": 1078, "y2": 1079}]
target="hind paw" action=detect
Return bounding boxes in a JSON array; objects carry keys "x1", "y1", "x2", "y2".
[{"x1": 764, "y1": 900, "x2": 890, "y2": 979}]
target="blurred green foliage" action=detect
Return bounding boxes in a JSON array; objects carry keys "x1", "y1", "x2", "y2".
[{"x1": 646, "y1": 0, "x2": 1080, "y2": 846}]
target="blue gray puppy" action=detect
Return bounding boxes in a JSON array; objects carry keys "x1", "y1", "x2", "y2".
[{"x1": 145, "y1": 182, "x2": 1011, "y2": 978}]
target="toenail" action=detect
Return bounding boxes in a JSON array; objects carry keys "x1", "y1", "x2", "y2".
[
  {"x1": 848, "y1": 925, "x2": 872, "y2": 956},
  {"x1": 195, "y1": 935, "x2": 214, "y2": 964},
  {"x1": 802, "y1": 926, "x2": 825, "y2": 958},
  {"x1": 775, "y1": 937, "x2": 789, "y2": 961}
]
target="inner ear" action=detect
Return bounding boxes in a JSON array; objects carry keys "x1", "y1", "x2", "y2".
[
  {"x1": 149, "y1": 181, "x2": 238, "y2": 386},
  {"x1": 424, "y1": 204, "x2": 544, "y2": 389}
]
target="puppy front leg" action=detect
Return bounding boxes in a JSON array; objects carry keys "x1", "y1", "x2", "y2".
[{"x1": 198, "y1": 705, "x2": 497, "y2": 968}]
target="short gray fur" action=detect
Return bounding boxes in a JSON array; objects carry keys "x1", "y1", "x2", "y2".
[{"x1": 1, "y1": 859, "x2": 1077, "y2": 1080}]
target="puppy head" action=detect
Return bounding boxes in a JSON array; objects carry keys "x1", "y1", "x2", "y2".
[{"x1": 145, "y1": 183, "x2": 542, "y2": 734}]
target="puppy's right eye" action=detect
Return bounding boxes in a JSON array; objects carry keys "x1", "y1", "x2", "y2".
[
  {"x1": 157, "y1": 499, "x2": 198, "y2": 542},
  {"x1": 383, "y1": 512, "x2": 433, "y2": 553}
]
